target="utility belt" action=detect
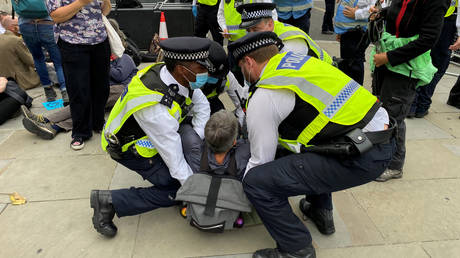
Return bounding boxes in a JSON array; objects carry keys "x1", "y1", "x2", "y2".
[
  {"x1": 105, "y1": 132, "x2": 145, "y2": 160},
  {"x1": 301, "y1": 117, "x2": 397, "y2": 156}
]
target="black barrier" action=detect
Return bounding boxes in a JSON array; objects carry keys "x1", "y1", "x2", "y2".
[{"x1": 108, "y1": 2, "x2": 195, "y2": 50}]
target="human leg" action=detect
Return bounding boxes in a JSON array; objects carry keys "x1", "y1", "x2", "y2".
[
  {"x1": 322, "y1": 0, "x2": 335, "y2": 32},
  {"x1": 194, "y1": 4, "x2": 211, "y2": 39},
  {"x1": 0, "y1": 94, "x2": 21, "y2": 125},
  {"x1": 89, "y1": 39, "x2": 111, "y2": 132}
]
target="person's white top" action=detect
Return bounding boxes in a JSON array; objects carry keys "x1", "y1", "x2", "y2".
[
  {"x1": 133, "y1": 66, "x2": 210, "y2": 185},
  {"x1": 344, "y1": 0, "x2": 374, "y2": 21},
  {"x1": 217, "y1": 0, "x2": 278, "y2": 33},
  {"x1": 280, "y1": 38, "x2": 309, "y2": 55},
  {"x1": 225, "y1": 71, "x2": 246, "y2": 126},
  {"x1": 244, "y1": 66, "x2": 389, "y2": 175},
  {"x1": 0, "y1": 23, "x2": 5, "y2": 34}
]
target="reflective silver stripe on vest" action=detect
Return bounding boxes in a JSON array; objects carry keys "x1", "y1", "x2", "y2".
[
  {"x1": 277, "y1": 3, "x2": 313, "y2": 12},
  {"x1": 227, "y1": 25, "x2": 241, "y2": 31},
  {"x1": 106, "y1": 94, "x2": 166, "y2": 134},
  {"x1": 322, "y1": 80, "x2": 359, "y2": 118},
  {"x1": 335, "y1": 21, "x2": 368, "y2": 29},
  {"x1": 258, "y1": 76, "x2": 334, "y2": 104},
  {"x1": 278, "y1": 30, "x2": 324, "y2": 60}
]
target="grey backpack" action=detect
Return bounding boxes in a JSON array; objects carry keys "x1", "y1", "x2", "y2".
[{"x1": 175, "y1": 147, "x2": 251, "y2": 233}]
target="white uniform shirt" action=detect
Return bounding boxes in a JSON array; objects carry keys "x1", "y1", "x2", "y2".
[
  {"x1": 245, "y1": 69, "x2": 389, "y2": 174},
  {"x1": 133, "y1": 66, "x2": 210, "y2": 184},
  {"x1": 346, "y1": 0, "x2": 374, "y2": 21},
  {"x1": 225, "y1": 71, "x2": 246, "y2": 126},
  {"x1": 281, "y1": 38, "x2": 309, "y2": 55},
  {"x1": 217, "y1": 0, "x2": 278, "y2": 33}
]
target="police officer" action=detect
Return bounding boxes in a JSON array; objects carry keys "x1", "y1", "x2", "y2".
[
  {"x1": 228, "y1": 32, "x2": 395, "y2": 258},
  {"x1": 193, "y1": 0, "x2": 224, "y2": 46},
  {"x1": 90, "y1": 37, "x2": 211, "y2": 238},
  {"x1": 334, "y1": 0, "x2": 373, "y2": 84},
  {"x1": 201, "y1": 41, "x2": 246, "y2": 126},
  {"x1": 237, "y1": 3, "x2": 333, "y2": 64}
]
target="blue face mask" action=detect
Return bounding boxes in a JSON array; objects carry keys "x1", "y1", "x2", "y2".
[
  {"x1": 182, "y1": 66, "x2": 208, "y2": 90},
  {"x1": 207, "y1": 76, "x2": 219, "y2": 84}
]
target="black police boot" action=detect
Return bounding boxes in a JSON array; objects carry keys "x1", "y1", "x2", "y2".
[
  {"x1": 299, "y1": 198, "x2": 335, "y2": 235},
  {"x1": 90, "y1": 190, "x2": 117, "y2": 237},
  {"x1": 253, "y1": 244, "x2": 316, "y2": 258}
]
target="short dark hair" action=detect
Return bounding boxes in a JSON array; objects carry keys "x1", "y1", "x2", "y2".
[{"x1": 246, "y1": 44, "x2": 278, "y2": 63}]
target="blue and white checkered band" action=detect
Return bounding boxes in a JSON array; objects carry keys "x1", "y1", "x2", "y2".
[
  {"x1": 241, "y1": 9, "x2": 272, "y2": 21},
  {"x1": 163, "y1": 50, "x2": 209, "y2": 60},
  {"x1": 233, "y1": 38, "x2": 278, "y2": 59}
]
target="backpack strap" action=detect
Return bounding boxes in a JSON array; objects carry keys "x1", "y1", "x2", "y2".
[{"x1": 199, "y1": 144, "x2": 211, "y2": 172}]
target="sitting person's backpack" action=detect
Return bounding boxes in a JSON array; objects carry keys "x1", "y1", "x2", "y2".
[
  {"x1": 11, "y1": 0, "x2": 49, "y2": 19},
  {"x1": 175, "y1": 145, "x2": 251, "y2": 233}
]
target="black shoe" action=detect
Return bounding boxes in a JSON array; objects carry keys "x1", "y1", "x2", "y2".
[
  {"x1": 90, "y1": 190, "x2": 117, "y2": 237},
  {"x1": 22, "y1": 117, "x2": 57, "y2": 140},
  {"x1": 406, "y1": 112, "x2": 415, "y2": 118},
  {"x1": 299, "y1": 198, "x2": 335, "y2": 235},
  {"x1": 446, "y1": 99, "x2": 460, "y2": 109},
  {"x1": 414, "y1": 110, "x2": 428, "y2": 118},
  {"x1": 253, "y1": 245, "x2": 316, "y2": 258},
  {"x1": 321, "y1": 30, "x2": 334, "y2": 35}
]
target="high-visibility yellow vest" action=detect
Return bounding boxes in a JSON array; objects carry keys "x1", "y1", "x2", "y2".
[
  {"x1": 198, "y1": 0, "x2": 218, "y2": 6},
  {"x1": 273, "y1": 21, "x2": 333, "y2": 65},
  {"x1": 248, "y1": 51, "x2": 378, "y2": 153},
  {"x1": 446, "y1": 0, "x2": 457, "y2": 17},
  {"x1": 101, "y1": 63, "x2": 192, "y2": 158},
  {"x1": 224, "y1": 0, "x2": 251, "y2": 41}
]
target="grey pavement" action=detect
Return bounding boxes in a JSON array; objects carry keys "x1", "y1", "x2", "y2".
[{"x1": 1, "y1": 2, "x2": 460, "y2": 258}]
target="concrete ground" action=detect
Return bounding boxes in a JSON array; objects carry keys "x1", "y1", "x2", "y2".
[{"x1": 1, "y1": 2, "x2": 460, "y2": 257}]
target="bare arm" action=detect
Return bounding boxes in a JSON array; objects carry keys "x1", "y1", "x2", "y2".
[
  {"x1": 49, "y1": 0, "x2": 91, "y2": 23},
  {"x1": 0, "y1": 77, "x2": 7, "y2": 93},
  {"x1": 101, "y1": 0, "x2": 111, "y2": 16}
]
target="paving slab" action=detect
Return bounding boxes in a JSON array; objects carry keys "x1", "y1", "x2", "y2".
[
  {"x1": 0, "y1": 199, "x2": 138, "y2": 258},
  {"x1": 0, "y1": 159, "x2": 13, "y2": 175},
  {"x1": 0, "y1": 203, "x2": 6, "y2": 214},
  {"x1": 0, "y1": 115, "x2": 23, "y2": 131},
  {"x1": 0, "y1": 130, "x2": 13, "y2": 144},
  {"x1": 0, "y1": 155, "x2": 116, "y2": 201},
  {"x1": 350, "y1": 179, "x2": 460, "y2": 244},
  {"x1": 425, "y1": 113, "x2": 460, "y2": 138},
  {"x1": 109, "y1": 163, "x2": 151, "y2": 190},
  {"x1": 429, "y1": 93, "x2": 460, "y2": 113},
  {"x1": 133, "y1": 206, "x2": 274, "y2": 258},
  {"x1": 403, "y1": 139, "x2": 460, "y2": 180},
  {"x1": 405, "y1": 118, "x2": 453, "y2": 140},
  {"x1": 0, "y1": 130, "x2": 106, "y2": 160},
  {"x1": 422, "y1": 240, "x2": 460, "y2": 258}
]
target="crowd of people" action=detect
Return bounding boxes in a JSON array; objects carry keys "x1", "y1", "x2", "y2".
[{"x1": 1, "y1": 0, "x2": 459, "y2": 257}]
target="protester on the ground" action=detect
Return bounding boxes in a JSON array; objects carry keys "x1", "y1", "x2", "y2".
[
  {"x1": 370, "y1": 0, "x2": 450, "y2": 182},
  {"x1": 90, "y1": 37, "x2": 211, "y2": 238},
  {"x1": 409, "y1": 1, "x2": 458, "y2": 118},
  {"x1": 272, "y1": 0, "x2": 313, "y2": 34},
  {"x1": 334, "y1": 0, "x2": 373, "y2": 84},
  {"x1": 46, "y1": 0, "x2": 112, "y2": 150},
  {"x1": 321, "y1": 0, "x2": 335, "y2": 34},
  {"x1": 21, "y1": 54, "x2": 138, "y2": 141},
  {"x1": 200, "y1": 41, "x2": 245, "y2": 126},
  {"x1": 192, "y1": 0, "x2": 224, "y2": 45},
  {"x1": 227, "y1": 31, "x2": 394, "y2": 258},
  {"x1": 0, "y1": 77, "x2": 32, "y2": 125},
  {"x1": 237, "y1": 3, "x2": 333, "y2": 64},
  {"x1": 0, "y1": 16, "x2": 41, "y2": 90},
  {"x1": 18, "y1": 14, "x2": 68, "y2": 104},
  {"x1": 175, "y1": 110, "x2": 251, "y2": 232}
]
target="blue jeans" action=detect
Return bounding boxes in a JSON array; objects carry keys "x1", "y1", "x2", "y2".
[
  {"x1": 19, "y1": 23, "x2": 66, "y2": 90},
  {"x1": 278, "y1": 9, "x2": 311, "y2": 35}
]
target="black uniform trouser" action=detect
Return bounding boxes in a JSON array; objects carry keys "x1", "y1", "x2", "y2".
[
  {"x1": 448, "y1": 76, "x2": 460, "y2": 105},
  {"x1": 111, "y1": 124, "x2": 203, "y2": 217},
  {"x1": 411, "y1": 17, "x2": 457, "y2": 114},
  {"x1": 372, "y1": 66, "x2": 417, "y2": 171},
  {"x1": 279, "y1": 9, "x2": 311, "y2": 35},
  {"x1": 58, "y1": 39, "x2": 110, "y2": 140},
  {"x1": 243, "y1": 141, "x2": 395, "y2": 252},
  {"x1": 339, "y1": 29, "x2": 370, "y2": 85},
  {"x1": 322, "y1": 0, "x2": 335, "y2": 32},
  {"x1": 194, "y1": 2, "x2": 224, "y2": 46}
]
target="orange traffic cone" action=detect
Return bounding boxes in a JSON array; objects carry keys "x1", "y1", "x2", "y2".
[{"x1": 159, "y1": 12, "x2": 168, "y2": 41}]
